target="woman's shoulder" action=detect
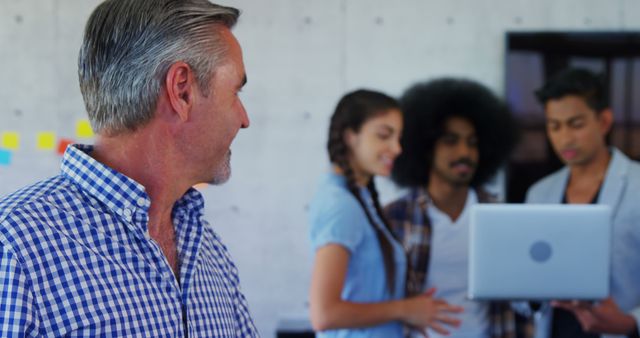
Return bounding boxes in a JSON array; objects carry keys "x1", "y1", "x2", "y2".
[
  {"x1": 311, "y1": 174, "x2": 360, "y2": 209},
  {"x1": 309, "y1": 174, "x2": 369, "y2": 228}
]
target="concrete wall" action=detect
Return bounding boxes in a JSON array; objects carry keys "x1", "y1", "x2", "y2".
[{"x1": 1, "y1": 0, "x2": 639, "y2": 336}]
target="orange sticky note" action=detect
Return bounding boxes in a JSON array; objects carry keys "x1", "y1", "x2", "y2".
[
  {"x1": 37, "y1": 132, "x2": 56, "y2": 150},
  {"x1": 57, "y1": 138, "x2": 74, "y2": 155},
  {"x1": 76, "y1": 120, "x2": 94, "y2": 138},
  {"x1": 1, "y1": 132, "x2": 20, "y2": 150}
]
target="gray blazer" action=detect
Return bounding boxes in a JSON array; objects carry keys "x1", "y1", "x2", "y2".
[{"x1": 525, "y1": 148, "x2": 640, "y2": 338}]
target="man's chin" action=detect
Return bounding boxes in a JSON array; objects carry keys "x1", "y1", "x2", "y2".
[
  {"x1": 207, "y1": 152, "x2": 232, "y2": 185},
  {"x1": 449, "y1": 174, "x2": 473, "y2": 187},
  {"x1": 208, "y1": 171, "x2": 231, "y2": 185}
]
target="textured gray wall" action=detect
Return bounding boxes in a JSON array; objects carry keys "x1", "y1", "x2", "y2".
[{"x1": 1, "y1": 0, "x2": 639, "y2": 336}]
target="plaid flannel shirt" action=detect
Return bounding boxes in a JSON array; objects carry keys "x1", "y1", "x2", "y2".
[{"x1": 385, "y1": 187, "x2": 523, "y2": 338}]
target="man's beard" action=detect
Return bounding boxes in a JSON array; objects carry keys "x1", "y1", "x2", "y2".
[
  {"x1": 434, "y1": 157, "x2": 477, "y2": 186},
  {"x1": 209, "y1": 150, "x2": 232, "y2": 185}
]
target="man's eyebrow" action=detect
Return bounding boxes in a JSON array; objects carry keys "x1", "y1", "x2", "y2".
[
  {"x1": 549, "y1": 113, "x2": 585, "y2": 124},
  {"x1": 568, "y1": 114, "x2": 586, "y2": 122}
]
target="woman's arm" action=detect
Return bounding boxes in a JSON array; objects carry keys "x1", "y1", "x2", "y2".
[{"x1": 309, "y1": 244, "x2": 462, "y2": 334}]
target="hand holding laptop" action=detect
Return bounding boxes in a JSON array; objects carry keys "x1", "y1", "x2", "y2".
[{"x1": 552, "y1": 298, "x2": 638, "y2": 335}]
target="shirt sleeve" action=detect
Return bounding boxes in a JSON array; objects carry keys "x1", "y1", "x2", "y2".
[
  {"x1": 229, "y1": 261, "x2": 259, "y2": 337},
  {"x1": 0, "y1": 243, "x2": 41, "y2": 337},
  {"x1": 383, "y1": 198, "x2": 407, "y2": 241},
  {"x1": 214, "y1": 237, "x2": 259, "y2": 337},
  {"x1": 309, "y1": 195, "x2": 365, "y2": 254}
]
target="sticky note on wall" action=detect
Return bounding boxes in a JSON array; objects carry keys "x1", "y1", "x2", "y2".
[
  {"x1": 76, "y1": 120, "x2": 94, "y2": 138},
  {"x1": 57, "y1": 138, "x2": 74, "y2": 155},
  {"x1": 1, "y1": 132, "x2": 20, "y2": 150},
  {"x1": 37, "y1": 132, "x2": 56, "y2": 150},
  {"x1": 0, "y1": 149, "x2": 11, "y2": 166}
]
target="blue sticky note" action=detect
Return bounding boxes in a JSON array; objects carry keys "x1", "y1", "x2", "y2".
[{"x1": 0, "y1": 149, "x2": 11, "y2": 166}]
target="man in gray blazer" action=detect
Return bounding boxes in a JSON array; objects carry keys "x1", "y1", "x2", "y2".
[{"x1": 525, "y1": 68, "x2": 640, "y2": 338}]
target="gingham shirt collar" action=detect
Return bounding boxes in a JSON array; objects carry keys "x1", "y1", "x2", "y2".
[{"x1": 60, "y1": 144, "x2": 205, "y2": 237}]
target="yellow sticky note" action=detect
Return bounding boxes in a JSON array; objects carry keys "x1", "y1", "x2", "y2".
[
  {"x1": 37, "y1": 132, "x2": 56, "y2": 150},
  {"x1": 1, "y1": 132, "x2": 20, "y2": 150},
  {"x1": 76, "y1": 120, "x2": 94, "y2": 138}
]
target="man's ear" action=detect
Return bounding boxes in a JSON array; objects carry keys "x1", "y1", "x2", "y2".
[
  {"x1": 165, "y1": 61, "x2": 195, "y2": 122},
  {"x1": 599, "y1": 108, "x2": 614, "y2": 136}
]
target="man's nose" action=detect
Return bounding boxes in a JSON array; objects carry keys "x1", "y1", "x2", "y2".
[
  {"x1": 239, "y1": 101, "x2": 250, "y2": 129},
  {"x1": 456, "y1": 141, "x2": 473, "y2": 156}
]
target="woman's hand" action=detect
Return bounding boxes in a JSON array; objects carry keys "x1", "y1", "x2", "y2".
[{"x1": 400, "y1": 288, "x2": 464, "y2": 336}]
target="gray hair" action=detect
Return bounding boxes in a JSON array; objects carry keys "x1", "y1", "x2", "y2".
[{"x1": 78, "y1": 0, "x2": 240, "y2": 135}]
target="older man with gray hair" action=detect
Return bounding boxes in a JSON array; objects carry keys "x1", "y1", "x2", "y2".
[{"x1": 0, "y1": 0, "x2": 257, "y2": 336}]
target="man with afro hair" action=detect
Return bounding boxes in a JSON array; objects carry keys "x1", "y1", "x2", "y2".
[{"x1": 385, "y1": 78, "x2": 519, "y2": 338}]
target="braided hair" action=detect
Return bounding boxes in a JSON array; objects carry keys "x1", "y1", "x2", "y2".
[{"x1": 327, "y1": 89, "x2": 401, "y2": 294}]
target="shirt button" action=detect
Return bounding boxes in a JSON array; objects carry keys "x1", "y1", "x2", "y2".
[
  {"x1": 136, "y1": 197, "x2": 147, "y2": 207},
  {"x1": 123, "y1": 208, "x2": 133, "y2": 218}
]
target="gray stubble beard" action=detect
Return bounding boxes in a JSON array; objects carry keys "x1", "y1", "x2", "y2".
[{"x1": 209, "y1": 150, "x2": 232, "y2": 185}]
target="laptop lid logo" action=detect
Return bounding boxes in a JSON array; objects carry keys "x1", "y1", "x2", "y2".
[{"x1": 530, "y1": 240, "x2": 552, "y2": 263}]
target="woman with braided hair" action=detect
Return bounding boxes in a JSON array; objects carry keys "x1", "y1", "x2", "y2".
[{"x1": 308, "y1": 89, "x2": 463, "y2": 338}]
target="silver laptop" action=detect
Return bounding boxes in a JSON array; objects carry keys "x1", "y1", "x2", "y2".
[{"x1": 468, "y1": 204, "x2": 611, "y2": 300}]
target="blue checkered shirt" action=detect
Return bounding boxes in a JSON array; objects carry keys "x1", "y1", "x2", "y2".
[{"x1": 0, "y1": 144, "x2": 258, "y2": 337}]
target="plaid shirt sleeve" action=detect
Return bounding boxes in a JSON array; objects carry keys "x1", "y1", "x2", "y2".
[
  {"x1": 384, "y1": 198, "x2": 408, "y2": 243},
  {"x1": 385, "y1": 193, "x2": 432, "y2": 298},
  {"x1": 0, "y1": 244, "x2": 41, "y2": 337}
]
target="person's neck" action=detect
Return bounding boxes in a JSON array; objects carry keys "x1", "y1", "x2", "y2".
[
  {"x1": 427, "y1": 175, "x2": 470, "y2": 222},
  {"x1": 568, "y1": 147, "x2": 611, "y2": 184},
  {"x1": 92, "y1": 129, "x2": 191, "y2": 234},
  {"x1": 565, "y1": 147, "x2": 611, "y2": 203}
]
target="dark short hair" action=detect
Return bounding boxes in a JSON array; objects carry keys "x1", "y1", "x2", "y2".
[
  {"x1": 535, "y1": 68, "x2": 609, "y2": 113},
  {"x1": 392, "y1": 78, "x2": 517, "y2": 188}
]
